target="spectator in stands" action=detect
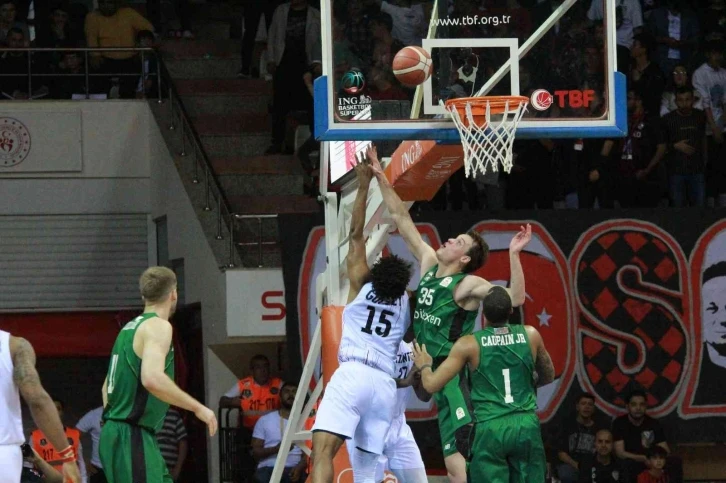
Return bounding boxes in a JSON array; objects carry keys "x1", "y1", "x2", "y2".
[
  {"x1": 556, "y1": 393, "x2": 601, "y2": 483},
  {"x1": 700, "y1": 0, "x2": 726, "y2": 43},
  {"x1": 692, "y1": 41, "x2": 726, "y2": 207},
  {"x1": 238, "y1": 0, "x2": 278, "y2": 77},
  {"x1": 654, "y1": 86, "x2": 707, "y2": 207},
  {"x1": 298, "y1": 65, "x2": 321, "y2": 196},
  {"x1": 660, "y1": 65, "x2": 698, "y2": 116},
  {"x1": 587, "y1": 0, "x2": 643, "y2": 76},
  {"x1": 636, "y1": 446, "x2": 669, "y2": 483},
  {"x1": 21, "y1": 443, "x2": 64, "y2": 483},
  {"x1": 344, "y1": 0, "x2": 376, "y2": 67},
  {"x1": 84, "y1": 0, "x2": 154, "y2": 99},
  {"x1": 694, "y1": 261, "x2": 726, "y2": 406},
  {"x1": 220, "y1": 355, "x2": 284, "y2": 478},
  {"x1": 0, "y1": 0, "x2": 29, "y2": 44},
  {"x1": 148, "y1": 0, "x2": 192, "y2": 38},
  {"x1": 50, "y1": 51, "x2": 91, "y2": 99},
  {"x1": 332, "y1": 17, "x2": 362, "y2": 90},
  {"x1": 31, "y1": 399, "x2": 88, "y2": 482},
  {"x1": 372, "y1": 0, "x2": 425, "y2": 47},
  {"x1": 0, "y1": 27, "x2": 45, "y2": 99},
  {"x1": 370, "y1": 12, "x2": 404, "y2": 70},
  {"x1": 156, "y1": 407, "x2": 188, "y2": 481},
  {"x1": 612, "y1": 390, "x2": 670, "y2": 482},
  {"x1": 630, "y1": 33, "x2": 665, "y2": 116},
  {"x1": 76, "y1": 405, "x2": 106, "y2": 483},
  {"x1": 368, "y1": 65, "x2": 406, "y2": 100},
  {"x1": 617, "y1": 86, "x2": 666, "y2": 208},
  {"x1": 647, "y1": 0, "x2": 699, "y2": 78},
  {"x1": 265, "y1": 0, "x2": 321, "y2": 154},
  {"x1": 34, "y1": 3, "x2": 83, "y2": 48},
  {"x1": 135, "y1": 29, "x2": 157, "y2": 99},
  {"x1": 251, "y1": 381, "x2": 307, "y2": 483},
  {"x1": 577, "y1": 429, "x2": 628, "y2": 483}
]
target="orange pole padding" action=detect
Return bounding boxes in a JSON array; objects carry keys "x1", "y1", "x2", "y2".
[
  {"x1": 385, "y1": 140, "x2": 465, "y2": 201},
  {"x1": 307, "y1": 306, "x2": 354, "y2": 483}
]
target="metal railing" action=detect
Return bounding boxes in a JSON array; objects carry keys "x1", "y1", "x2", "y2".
[{"x1": 0, "y1": 47, "x2": 161, "y2": 100}]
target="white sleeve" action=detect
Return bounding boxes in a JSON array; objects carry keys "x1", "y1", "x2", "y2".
[
  {"x1": 76, "y1": 410, "x2": 94, "y2": 433},
  {"x1": 692, "y1": 70, "x2": 710, "y2": 109},
  {"x1": 252, "y1": 416, "x2": 267, "y2": 441},
  {"x1": 380, "y1": 1, "x2": 396, "y2": 15},
  {"x1": 224, "y1": 383, "x2": 241, "y2": 398},
  {"x1": 629, "y1": 0, "x2": 643, "y2": 29}
]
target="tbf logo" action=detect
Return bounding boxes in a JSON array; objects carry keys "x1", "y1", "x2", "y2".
[{"x1": 530, "y1": 89, "x2": 595, "y2": 111}]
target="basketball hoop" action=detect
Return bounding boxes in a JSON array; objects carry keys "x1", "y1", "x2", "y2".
[{"x1": 443, "y1": 96, "x2": 529, "y2": 178}]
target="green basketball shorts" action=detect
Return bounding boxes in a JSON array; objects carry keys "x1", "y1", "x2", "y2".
[
  {"x1": 434, "y1": 372, "x2": 472, "y2": 458},
  {"x1": 99, "y1": 420, "x2": 172, "y2": 483},
  {"x1": 468, "y1": 411, "x2": 546, "y2": 483}
]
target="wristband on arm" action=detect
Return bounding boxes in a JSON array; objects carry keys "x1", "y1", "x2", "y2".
[{"x1": 58, "y1": 445, "x2": 76, "y2": 463}]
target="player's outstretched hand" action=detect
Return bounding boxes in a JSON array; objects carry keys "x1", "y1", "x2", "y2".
[
  {"x1": 354, "y1": 151, "x2": 374, "y2": 186},
  {"x1": 195, "y1": 405, "x2": 218, "y2": 436},
  {"x1": 509, "y1": 223, "x2": 532, "y2": 254},
  {"x1": 412, "y1": 341, "x2": 433, "y2": 370},
  {"x1": 364, "y1": 144, "x2": 384, "y2": 177},
  {"x1": 62, "y1": 461, "x2": 82, "y2": 483}
]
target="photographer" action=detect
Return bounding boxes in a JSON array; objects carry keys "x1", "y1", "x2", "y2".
[{"x1": 21, "y1": 443, "x2": 63, "y2": 483}]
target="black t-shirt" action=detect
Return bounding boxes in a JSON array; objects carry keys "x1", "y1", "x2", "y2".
[
  {"x1": 557, "y1": 420, "x2": 600, "y2": 462},
  {"x1": 658, "y1": 109, "x2": 707, "y2": 176},
  {"x1": 631, "y1": 63, "x2": 665, "y2": 117},
  {"x1": 578, "y1": 456, "x2": 628, "y2": 483},
  {"x1": 611, "y1": 415, "x2": 666, "y2": 456}
]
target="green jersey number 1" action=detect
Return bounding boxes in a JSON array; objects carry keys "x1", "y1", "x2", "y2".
[
  {"x1": 107, "y1": 354, "x2": 119, "y2": 394},
  {"x1": 502, "y1": 368, "x2": 514, "y2": 404}
]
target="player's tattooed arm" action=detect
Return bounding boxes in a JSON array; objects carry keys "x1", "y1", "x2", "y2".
[
  {"x1": 11, "y1": 337, "x2": 73, "y2": 454},
  {"x1": 534, "y1": 343, "x2": 555, "y2": 387}
]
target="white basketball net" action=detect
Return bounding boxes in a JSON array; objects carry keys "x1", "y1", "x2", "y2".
[{"x1": 444, "y1": 98, "x2": 528, "y2": 178}]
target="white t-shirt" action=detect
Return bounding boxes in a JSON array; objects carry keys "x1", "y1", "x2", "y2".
[
  {"x1": 381, "y1": 1, "x2": 425, "y2": 47},
  {"x1": 667, "y1": 12, "x2": 681, "y2": 59},
  {"x1": 692, "y1": 62, "x2": 726, "y2": 134},
  {"x1": 76, "y1": 407, "x2": 104, "y2": 468},
  {"x1": 252, "y1": 411, "x2": 303, "y2": 468},
  {"x1": 339, "y1": 283, "x2": 410, "y2": 377},
  {"x1": 587, "y1": 0, "x2": 643, "y2": 49}
]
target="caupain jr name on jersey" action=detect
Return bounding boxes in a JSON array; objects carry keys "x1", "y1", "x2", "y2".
[{"x1": 481, "y1": 333, "x2": 527, "y2": 347}]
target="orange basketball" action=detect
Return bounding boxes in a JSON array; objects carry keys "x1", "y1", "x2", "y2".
[{"x1": 392, "y1": 46, "x2": 433, "y2": 87}]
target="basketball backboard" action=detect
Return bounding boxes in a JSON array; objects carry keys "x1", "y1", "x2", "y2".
[{"x1": 315, "y1": 0, "x2": 626, "y2": 142}]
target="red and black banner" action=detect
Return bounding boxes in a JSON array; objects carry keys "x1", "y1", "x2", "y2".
[{"x1": 279, "y1": 209, "x2": 726, "y2": 460}]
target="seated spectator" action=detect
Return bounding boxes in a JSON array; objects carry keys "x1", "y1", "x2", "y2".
[
  {"x1": 692, "y1": 41, "x2": 726, "y2": 207},
  {"x1": 556, "y1": 393, "x2": 601, "y2": 483},
  {"x1": 612, "y1": 390, "x2": 670, "y2": 482},
  {"x1": 84, "y1": 0, "x2": 154, "y2": 98},
  {"x1": 135, "y1": 29, "x2": 158, "y2": 99},
  {"x1": 700, "y1": 0, "x2": 726, "y2": 43},
  {"x1": 368, "y1": 65, "x2": 407, "y2": 100},
  {"x1": 0, "y1": 27, "x2": 44, "y2": 99},
  {"x1": 0, "y1": 0, "x2": 29, "y2": 44},
  {"x1": 265, "y1": 0, "x2": 322, "y2": 154},
  {"x1": 251, "y1": 381, "x2": 307, "y2": 483},
  {"x1": 50, "y1": 51, "x2": 87, "y2": 99},
  {"x1": 21, "y1": 443, "x2": 64, "y2": 483},
  {"x1": 636, "y1": 446, "x2": 669, "y2": 483},
  {"x1": 156, "y1": 407, "x2": 188, "y2": 481},
  {"x1": 647, "y1": 0, "x2": 699, "y2": 78},
  {"x1": 578, "y1": 429, "x2": 628, "y2": 483},
  {"x1": 31, "y1": 399, "x2": 88, "y2": 482},
  {"x1": 34, "y1": 3, "x2": 83, "y2": 47},
  {"x1": 617, "y1": 86, "x2": 666, "y2": 208},
  {"x1": 660, "y1": 65, "x2": 699, "y2": 116},
  {"x1": 654, "y1": 87, "x2": 707, "y2": 207},
  {"x1": 219, "y1": 355, "x2": 284, "y2": 478},
  {"x1": 370, "y1": 12, "x2": 404, "y2": 70},
  {"x1": 630, "y1": 33, "x2": 665, "y2": 116}
]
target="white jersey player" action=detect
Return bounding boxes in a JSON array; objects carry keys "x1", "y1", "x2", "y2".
[
  {"x1": 0, "y1": 331, "x2": 81, "y2": 483},
  {"x1": 347, "y1": 340, "x2": 429, "y2": 483},
  {"x1": 311, "y1": 155, "x2": 414, "y2": 483}
]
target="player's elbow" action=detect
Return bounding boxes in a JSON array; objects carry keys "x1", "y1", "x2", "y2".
[
  {"x1": 141, "y1": 370, "x2": 165, "y2": 392},
  {"x1": 21, "y1": 385, "x2": 52, "y2": 411}
]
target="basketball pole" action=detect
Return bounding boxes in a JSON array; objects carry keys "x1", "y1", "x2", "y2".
[{"x1": 473, "y1": 0, "x2": 578, "y2": 98}]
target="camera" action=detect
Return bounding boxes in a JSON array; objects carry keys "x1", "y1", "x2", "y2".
[{"x1": 21, "y1": 443, "x2": 33, "y2": 458}]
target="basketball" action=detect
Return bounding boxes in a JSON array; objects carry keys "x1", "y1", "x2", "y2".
[{"x1": 392, "y1": 46, "x2": 433, "y2": 87}]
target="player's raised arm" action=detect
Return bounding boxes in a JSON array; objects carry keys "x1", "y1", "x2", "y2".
[
  {"x1": 460, "y1": 225, "x2": 531, "y2": 307},
  {"x1": 412, "y1": 336, "x2": 476, "y2": 394},
  {"x1": 367, "y1": 145, "x2": 437, "y2": 271},
  {"x1": 138, "y1": 318, "x2": 218, "y2": 436},
  {"x1": 346, "y1": 154, "x2": 374, "y2": 303},
  {"x1": 524, "y1": 326, "x2": 555, "y2": 387}
]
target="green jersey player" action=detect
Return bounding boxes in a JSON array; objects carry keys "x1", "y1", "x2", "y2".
[
  {"x1": 367, "y1": 145, "x2": 530, "y2": 483},
  {"x1": 99, "y1": 267, "x2": 218, "y2": 483},
  {"x1": 413, "y1": 286, "x2": 555, "y2": 483}
]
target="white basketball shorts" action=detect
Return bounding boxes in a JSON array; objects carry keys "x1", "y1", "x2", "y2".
[
  {"x1": 312, "y1": 361, "x2": 396, "y2": 454},
  {"x1": 0, "y1": 445, "x2": 22, "y2": 483}
]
